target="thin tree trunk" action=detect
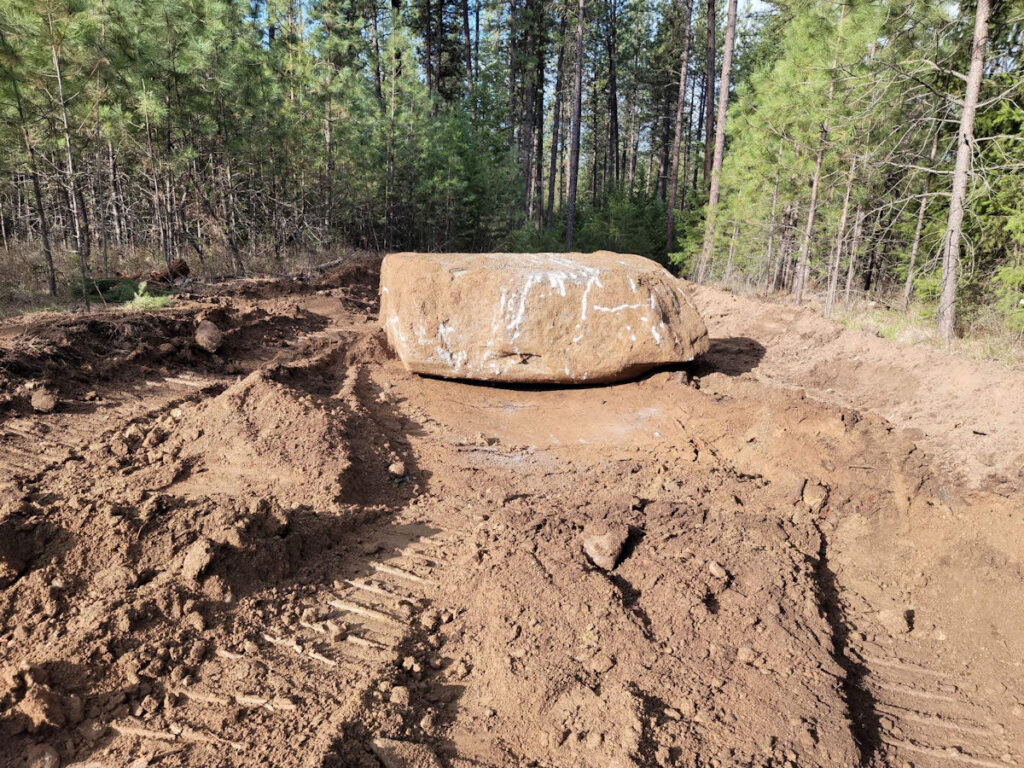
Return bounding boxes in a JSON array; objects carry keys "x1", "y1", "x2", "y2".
[
  {"x1": 547, "y1": 14, "x2": 567, "y2": 227},
  {"x1": 724, "y1": 223, "x2": 737, "y2": 282},
  {"x1": 370, "y1": 1, "x2": 384, "y2": 104},
  {"x1": 692, "y1": 69, "x2": 705, "y2": 192},
  {"x1": 424, "y1": 0, "x2": 435, "y2": 95},
  {"x1": 844, "y1": 206, "x2": 865, "y2": 309},
  {"x1": 761, "y1": 144, "x2": 782, "y2": 295},
  {"x1": 702, "y1": 0, "x2": 716, "y2": 185},
  {"x1": 605, "y1": 0, "x2": 620, "y2": 184},
  {"x1": 825, "y1": 156, "x2": 856, "y2": 317},
  {"x1": 532, "y1": 48, "x2": 545, "y2": 224},
  {"x1": 14, "y1": 83, "x2": 56, "y2": 296},
  {"x1": 793, "y1": 4, "x2": 845, "y2": 305},
  {"x1": 902, "y1": 182, "x2": 930, "y2": 312},
  {"x1": 49, "y1": 19, "x2": 90, "y2": 308},
  {"x1": 461, "y1": 0, "x2": 474, "y2": 93},
  {"x1": 565, "y1": 0, "x2": 585, "y2": 251},
  {"x1": 665, "y1": 0, "x2": 694, "y2": 253},
  {"x1": 937, "y1": 0, "x2": 989, "y2": 345},
  {"x1": 695, "y1": 0, "x2": 737, "y2": 282}
]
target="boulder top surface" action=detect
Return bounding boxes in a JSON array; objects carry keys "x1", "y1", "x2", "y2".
[{"x1": 379, "y1": 250, "x2": 709, "y2": 384}]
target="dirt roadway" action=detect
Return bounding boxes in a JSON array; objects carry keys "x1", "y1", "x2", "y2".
[{"x1": 0, "y1": 260, "x2": 1022, "y2": 768}]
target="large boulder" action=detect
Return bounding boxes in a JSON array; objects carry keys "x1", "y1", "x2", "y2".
[{"x1": 379, "y1": 251, "x2": 709, "y2": 384}]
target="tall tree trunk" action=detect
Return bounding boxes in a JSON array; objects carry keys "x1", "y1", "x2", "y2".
[
  {"x1": 665, "y1": 0, "x2": 694, "y2": 253},
  {"x1": 702, "y1": 0, "x2": 715, "y2": 185},
  {"x1": 791, "y1": 144, "x2": 823, "y2": 304},
  {"x1": 692, "y1": 63, "x2": 705, "y2": 192},
  {"x1": 547, "y1": 14, "x2": 567, "y2": 228},
  {"x1": 724, "y1": 222, "x2": 737, "y2": 282},
  {"x1": 49, "y1": 18, "x2": 90, "y2": 308},
  {"x1": 695, "y1": 0, "x2": 737, "y2": 282},
  {"x1": 605, "y1": 0, "x2": 620, "y2": 185},
  {"x1": 825, "y1": 156, "x2": 856, "y2": 317},
  {"x1": 760, "y1": 144, "x2": 782, "y2": 295},
  {"x1": 902, "y1": 188, "x2": 929, "y2": 311},
  {"x1": 461, "y1": 0, "x2": 474, "y2": 92},
  {"x1": 656, "y1": 89, "x2": 672, "y2": 201},
  {"x1": 937, "y1": 0, "x2": 989, "y2": 345},
  {"x1": 532, "y1": 44, "x2": 545, "y2": 224},
  {"x1": 521, "y1": 0, "x2": 538, "y2": 220},
  {"x1": 424, "y1": 0, "x2": 435, "y2": 95},
  {"x1": 844, "y1": 206, "x2": 866, "y2": 309},
  {"x1": 565, "y1": 0, "x2": 585, "y2": 251},
  {"x1": 370, "y1": 1, "x2": 384, "y2": 104},
  {"x1": 13, "y1": 83, "x2": 56, "y2": 296},
  {"x1": 793, "y1": 3, "x2": 845, "y2": 304}
]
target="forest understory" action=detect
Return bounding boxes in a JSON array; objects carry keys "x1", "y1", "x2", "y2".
[{"x1": 1, "y1": 257, "x2": 1022, "y2": 768}]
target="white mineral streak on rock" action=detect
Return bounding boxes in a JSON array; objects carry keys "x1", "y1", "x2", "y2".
[{"x1": 379, "y1": 251, "x2": 709, "y2": 384}]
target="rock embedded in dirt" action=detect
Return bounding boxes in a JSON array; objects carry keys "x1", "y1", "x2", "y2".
[
  {"x1": 26, "y1": 744, "x2": 60, "y2": 768},
  {"x1": 388, "y1": 460, "x2": 406, "y2": 478},
  {"x1": 194, "y1": 320, "x2": 224, "y2": 353},
  {"x1": 876, "y1": 607, "x2": 911, "y2": 635},
  {"x1": 379, "y1": 251, "x2": 709, "y2": 383},
  {"x1": 802, "y1": 480, "x2": 829, "y2": 513},
  {"x1": 581, "y1": 525, "x2": 630, "y2": 571},
  {"x1": 181, "y1": 538, "x2": 215, "y2": 582},
  {"x1": 708, "y1": 560, "x2": 728, "y2": 580},
  {"x1": 30, "y1": 388, "x2": 58, "y2": 414}
]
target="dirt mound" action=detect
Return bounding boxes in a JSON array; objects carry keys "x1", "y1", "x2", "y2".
[{"x1": 161, "y1": 370, "x2": 352, "y2": 507}]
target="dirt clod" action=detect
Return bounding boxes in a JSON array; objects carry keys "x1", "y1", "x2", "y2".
[
  {"x1": 30, "y1": 388, "x2": 58, "y2": 413},
  {"x1": 581, "y1": 525, "x2": 630, "y2": 570},
  {"x1": 194, "y1": 320, "x2": 224, "y2": 353},
  {"x1": 181, "y1": 538, "x2": 215, "y2": 582}
]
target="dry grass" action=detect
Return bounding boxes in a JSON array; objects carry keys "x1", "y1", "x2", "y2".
[
  {"x1": 711, "y1": 274, "x2": 1024, "y2": 369},
  {"x1": 833, "y1": 301, "x2": 1023, "y2": 368}
]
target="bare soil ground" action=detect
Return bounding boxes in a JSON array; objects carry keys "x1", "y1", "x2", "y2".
[{"x1": 1, "y1": 260, "x2": 1021, "y2": 768}]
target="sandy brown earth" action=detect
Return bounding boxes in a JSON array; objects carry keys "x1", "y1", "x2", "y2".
[{"x1": 0, "y1": 259, "x2": 1022, "y2": 768}]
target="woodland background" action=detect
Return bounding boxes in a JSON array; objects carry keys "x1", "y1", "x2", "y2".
[{"x1": 0, "y1": 0, "x2": 1021, "y2": 347}]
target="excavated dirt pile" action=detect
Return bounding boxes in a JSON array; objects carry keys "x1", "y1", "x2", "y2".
[{"x1": 1, "y1": 256, "x2": 1022, "y2": 768}]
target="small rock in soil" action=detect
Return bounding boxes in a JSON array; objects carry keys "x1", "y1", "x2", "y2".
[
  {"x1": 181, "y1": 538, "x2": 214, "y2": 582},
  {"x1": 802, "y1": 481, "x2": 829, "y2": 513},
  {"x1": 876, "y1": 607, "x2": 911, "y2": 635},
  {"x1": 388, "y1": 460, "x2": 406, "y2": 478},
  {"x1": 581, "y1": 525, "x2": 630, "y2": 571},
  {"x1": 30, "y1": 389, "x2": 58, "y2": 414},
  {"x1": 194, "y1": 320, "x2": 224, "y2": 353},
  {"x1": 26, "y1": 744, "x2": 60, "y2": 768},
  {"x1": 708, "y1": 561, "x2": 728, "y2": 580}
]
